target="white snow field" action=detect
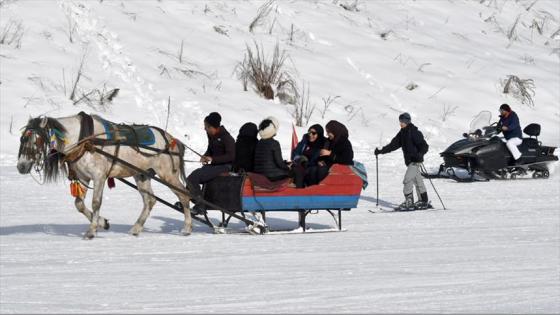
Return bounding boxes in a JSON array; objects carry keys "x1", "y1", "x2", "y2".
[{"x1": 1, "y1": 0, "x2": 559, "y2": 313}]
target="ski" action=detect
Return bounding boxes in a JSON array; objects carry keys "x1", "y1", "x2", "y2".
[{"x1": 368, "y1": 203, "x2": 440, "y2": 213}]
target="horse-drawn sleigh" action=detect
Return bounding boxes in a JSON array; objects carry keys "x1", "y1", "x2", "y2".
[{"x1": 16, "y1": 112, "x2": 365, "y2": 238}]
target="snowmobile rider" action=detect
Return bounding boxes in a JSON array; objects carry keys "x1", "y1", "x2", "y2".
[
  {"x1": 497, "y1": 104, "x2": 523, "y2": 163},
  {"x1": 186, "y1": 112, "x2": 235, "y2": 215},
  {"x1": 375, "y1": 112, "x2": 431, "y2": 210}
]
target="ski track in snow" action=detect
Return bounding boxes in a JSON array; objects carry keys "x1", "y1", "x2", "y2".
[
  {"x1": 59, "y1": 0, "x2": 164, "y2": 124},
  {"x1": 1, "y1": 165, "x2": 558, "y2": 313}
]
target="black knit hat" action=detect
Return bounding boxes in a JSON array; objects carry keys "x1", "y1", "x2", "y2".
[
  {"x1": 204, "y1": 112, "x2": 221, "y2": 128},
  {"x1": 499, "y1": 104, "x2": 511, "y2": 112},
  {"x1": 399, "y1": 112, "x2": 411, "y2": 124}
]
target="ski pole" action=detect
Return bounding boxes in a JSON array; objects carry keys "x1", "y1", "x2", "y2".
[
  {"x1": 421, "y1": 163, "x2": 446, "y2": 210},
  {"x1": 376, "y1": 154, "x2": 379, "y2": 207}
]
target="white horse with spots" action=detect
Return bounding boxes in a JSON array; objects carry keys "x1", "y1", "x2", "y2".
[{"x1": 16, "y1": 113, "x2": 193, "y2": 239}]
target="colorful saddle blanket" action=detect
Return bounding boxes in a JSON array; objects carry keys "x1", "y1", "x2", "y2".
[{"x1": 98, "y1": 118, "x2": 156, "y2": 146}]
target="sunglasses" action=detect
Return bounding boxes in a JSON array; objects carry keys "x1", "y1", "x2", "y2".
[{"x1": 308, "y1": 131, "x2": 317, "y2": 135}]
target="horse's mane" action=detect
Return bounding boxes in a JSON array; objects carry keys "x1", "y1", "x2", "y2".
[{"x1": 25, "y1": 116, "x2": 68, "y2": 183}]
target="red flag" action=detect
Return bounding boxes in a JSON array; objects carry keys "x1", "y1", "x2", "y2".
[{"x1": 291, "y1": 123, "x2": 299, "y2": 158}]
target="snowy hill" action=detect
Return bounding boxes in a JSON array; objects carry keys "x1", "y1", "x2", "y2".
[
  {"x1": 1, "y1": 0, "x2": 559, "y2": 313},
  {"x1": 1, "y1": 0, "x2": 559, "y2": 165}
]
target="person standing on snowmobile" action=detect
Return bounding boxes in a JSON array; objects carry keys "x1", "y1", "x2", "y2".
[
  {"x1": 374, "y1": 113, "x2": 430, "y2": 210},
  {"x1": 497, "y1": 104, "x2": 523, "y2": 163}
]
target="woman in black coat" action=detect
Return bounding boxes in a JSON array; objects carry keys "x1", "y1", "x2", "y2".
[
  {"x1": 253, "y1": 117, "x2": 290, "y2": 181},
  {"x1": 291, "y1": 124, "x2": 326, "y2": 187},
  {"x1": 307, "y1": 120, "x2": 354, "y2": 185},
  {"x1": 232, "y1": 122, "x2": 258, "y2": 173}
]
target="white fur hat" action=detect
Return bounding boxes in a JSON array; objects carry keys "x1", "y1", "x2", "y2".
[{"x1": 258, "y1": 116, "x2": 280, "y2": 140}]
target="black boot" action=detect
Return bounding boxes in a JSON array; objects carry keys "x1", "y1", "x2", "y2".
[
  {"x1": 190, "y1": 203, "x2": 206, "y2": 216},
  {"x1": 415, "y1": 192, "x2": 433, "y2": 210},
  {"x1": 396, "y1": 193, "x2": 415, "y2": 211}
]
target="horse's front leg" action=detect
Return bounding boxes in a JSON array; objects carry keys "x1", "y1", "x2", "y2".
[
  {"x1": 74, "y1": 182, "x2": 110, "y2": 230},
  {"x1": 84, "y1": 177, "x2": 106, "y2": 239},
  {"x1": 129, "y1": 175, "x2": 156, "y2": 236}
]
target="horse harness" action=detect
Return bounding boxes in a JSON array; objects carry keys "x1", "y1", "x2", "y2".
[{"x1": 64, "y1": 112, "x2": 181, "y2": 183}]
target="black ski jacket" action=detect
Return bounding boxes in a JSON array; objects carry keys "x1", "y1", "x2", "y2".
[
  {"x1": 233, "y1": 123, "x2": 258, "y2": 172},
  {"x1": 379, "y1": 123, "x2": 429, "y2": 166},
  {"x1": 203, "y1": 126, "x2": 235, "y2": 165},
  {"x1": 322, "y1": 137, "x2": 354, "y2": 167},
  {"x1": 253, "y1": 138, "x2": 290, "y2": 181}
]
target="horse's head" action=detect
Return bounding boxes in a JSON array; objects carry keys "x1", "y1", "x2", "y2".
[{"x1": 17, "y1": 116, "x2": 66, "y2": 181}]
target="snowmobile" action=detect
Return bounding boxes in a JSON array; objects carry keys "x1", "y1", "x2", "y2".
[{"x1": 423, "y1": 111, "x2": 558, "y2": 181}]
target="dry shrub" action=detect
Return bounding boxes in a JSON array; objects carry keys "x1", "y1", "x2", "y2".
[
  {"x1": 235, "y1": 41, "x2": 296, "y2": 101},
  {"x1": 501, "y1": 75, "x2": 535, "y2": 107}
]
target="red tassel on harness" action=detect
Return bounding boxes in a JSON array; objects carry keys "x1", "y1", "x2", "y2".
[
  {"x1": 108, "y1": 177, "x2": 116, "y2": 189},
  {"x1": 169, "y1": 138, "x2": 177, "y2": 150}
]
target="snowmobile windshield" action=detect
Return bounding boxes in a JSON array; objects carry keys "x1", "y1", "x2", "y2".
[{"x1": 469, "y1": 111, "x2": 492, "y2": 133}]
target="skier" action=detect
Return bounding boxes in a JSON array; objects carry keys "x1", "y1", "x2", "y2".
[
  {"x1": 375, "y1": 112, "x2": 431, "y2": 210},
  {"x1": 497, "y1": 104, "x2": 523, "y2": 163}
]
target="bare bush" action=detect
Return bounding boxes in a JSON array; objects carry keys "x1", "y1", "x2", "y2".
[
  {"x1": 235, "y1": 41, "x2": 294, "y2": 100},
  {"x1": 9, "y1": 115, "x2": 13, "y2": 135},
  {"x1": 249, "y1": 0, "x2": 275, "y2": 33},
  {"x1": 0, "y1": 18, "x2": 24, "y2": 48},
  {"x1": 292, "y1": 82, "x2": 315, "y2": 127},
  {"x1": 340, "y1": 0, "x2": 359, "y2": 12},
  {"x1": 213, "y1": 25, "x2": 229, "y2": 37},
  {"x1": 73, "y1": 85, "x2": 120, "y2": 110},
  {"x1": 550, "y1": 27, "x2": 560, "y2": 39},
  {"x1": 319, "y1": 95, "x2": 340, "y2": 119},
  {"x1": 440, "y1": 104, "x2": 458, "y2": 122},
  {"x1": 406, "y1": 82, "x2": 418, "y2": 90},
  {"x1": 530, "y1": 17, "x2": 546, "y2": 36},
  {"x1": 66, "y1": 15, "x2": 77, "y2": 43},
  {"x1": 507, "y1": 15, "x2": 521, "y2": 41},
  {"x1": 69, "y1": 53, "x2": 87, "y2": 101},
  {"x1": 380, "y1": 30, "x2": 393, "y2": 40},
  {"x1": 276, "y1": 73, "x2": 298, "y2": 104},
  {"x1": 501, "y1": 75, "x2": 535, "y2": 107},
  {"x1": 178, "y1": 40, "x2": 184, "y2": 64}
]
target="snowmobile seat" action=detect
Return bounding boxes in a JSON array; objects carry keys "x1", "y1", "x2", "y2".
[
  {"x1": 520, "y1": 138, "x2": 539, "y2": 152},
  {"x1": 523, "y1": 123, "x2": 540, "y2": 138}
]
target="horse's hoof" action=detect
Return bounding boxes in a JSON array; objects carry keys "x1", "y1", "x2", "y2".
[
  {"x1": 83, "y1": 231, "x2": 96, "y2": 240},
  {"x1": 97, "y1": 217, "x2": 110, "y2": 230},
  {"x1": 180, "y1": 228, "x2": 191, "y2": 236},
  {"x1": 129, "y1": 225, "x2": 142, "y2": 236}
]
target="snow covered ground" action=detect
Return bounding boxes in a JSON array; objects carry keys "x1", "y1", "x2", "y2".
[
  {"x1": 1, "y1": 164, "x2": 559, "y2": 313},
  {"x1": 1, "y1": 0, "x2": 559, "y2": 313}
]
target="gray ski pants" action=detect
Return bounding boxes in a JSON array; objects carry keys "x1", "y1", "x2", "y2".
[{"x1": 403, "y1": 162, "x2": 427, "y2": 197}]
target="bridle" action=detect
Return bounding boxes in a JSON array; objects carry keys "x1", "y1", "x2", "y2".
[{"x1": 19, "y1": 127, "x2": 48, "y2": 174}]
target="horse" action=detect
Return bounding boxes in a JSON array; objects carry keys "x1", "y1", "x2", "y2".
[{"x1": 16, "y1": 113, "x2": 193, "y2": 239}]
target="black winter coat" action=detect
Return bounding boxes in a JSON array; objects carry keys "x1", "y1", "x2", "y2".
[
  {"x1": 203, "y1": 126, "x2": 235, "y2": 165},
  {"x1": 320, "y1": 137, "x2": 354, "y2": 166},
  {"x1": 380, "y1": 123, "x2": 429, "y2": 166},
  {"x1": 233, "y1": 123, "x2": 258, "y2": 172},
  {"x1": 254, "y1": 138, "x2": 290, "y2": 181},
  {"x1": 291, "y1": 134, "x2": 325, "y2": 167}
]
